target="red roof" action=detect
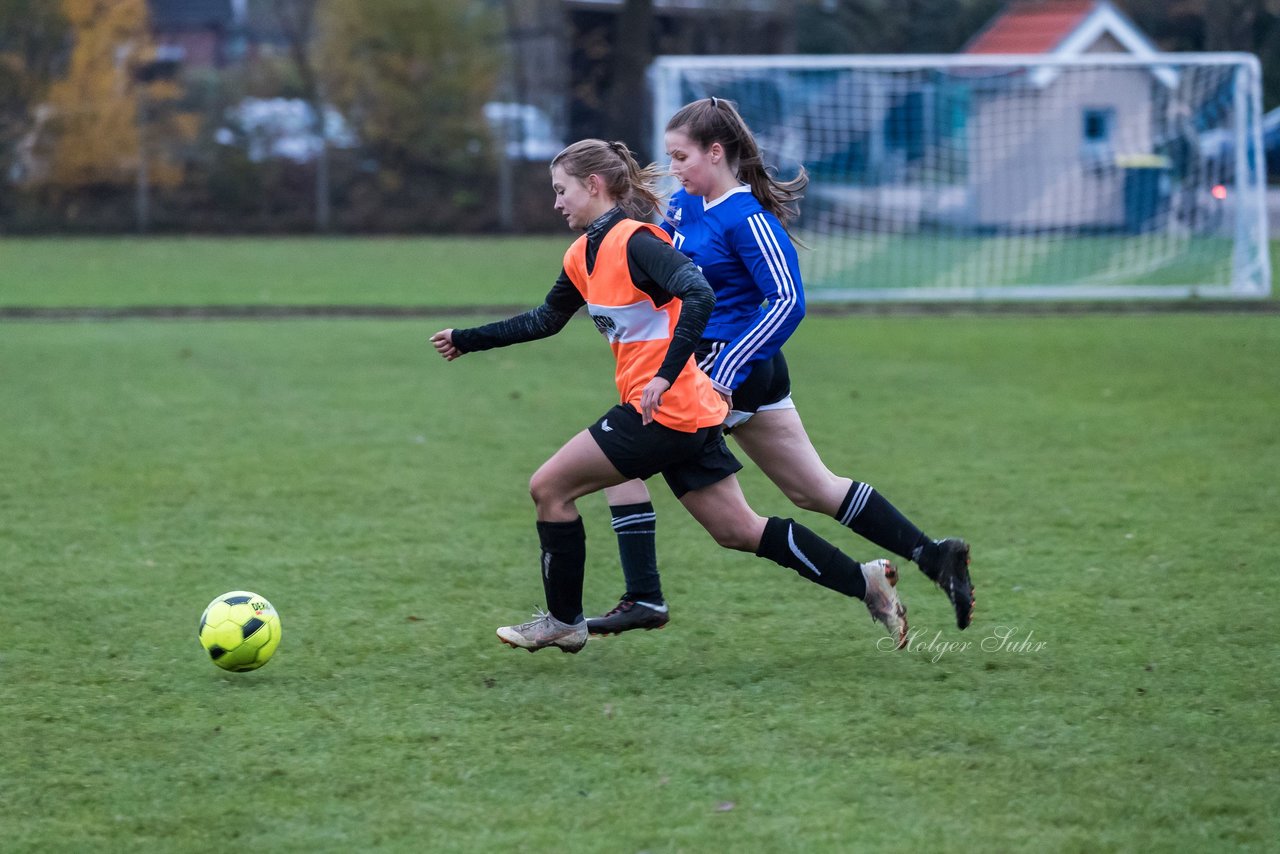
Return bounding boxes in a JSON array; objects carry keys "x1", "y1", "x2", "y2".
[{"x1": 964, "y1": 0, "x2": 1099, "y2": 54}]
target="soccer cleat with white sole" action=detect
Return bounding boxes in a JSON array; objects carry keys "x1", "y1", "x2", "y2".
[
  {"x1": 496, "y1": 610, "x2": 588, "y2": 654},
  {"x1": 862, "y1": 559, "x2": 908, "y2": 649}
]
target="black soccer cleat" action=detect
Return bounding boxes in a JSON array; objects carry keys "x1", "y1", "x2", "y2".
[
  {"x1": 586, "y1": 597, "x2": 670, "y2": 636},
  {"x1": 916, "y1": 538, "x2": 975, "y2": 630}
]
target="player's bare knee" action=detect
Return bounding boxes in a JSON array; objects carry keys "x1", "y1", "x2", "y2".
[
  {"x1": 528, "y1": 470, "x2": 557, "y2": 510},
  {"x1": 706, "y1": 521, "x2": 757, "y2": 552},
  {"x1": 785, "y1": 486, "x2": 826, "y2": 513},
  {"x1": 781, "y1": 478, "x2": 846, "y2": 515}
]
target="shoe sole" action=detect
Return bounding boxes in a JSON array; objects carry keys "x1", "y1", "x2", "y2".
[
  {"x1": 884, "y1": 562, "x2": 909, "y2": 651},
  {"x1": 496, "y1": 633, "x2": 586, "y2": 654},
  {"x1": 869, "y1": 560, "x2": 909, "y2": 651},
  {"x1": 587, "y1": 622, "x2": 668, "y2": 637}
]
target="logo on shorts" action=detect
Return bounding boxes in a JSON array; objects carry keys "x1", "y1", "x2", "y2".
[{"x1": 600, "y1": 419, "x2": 613, "y2": 432}]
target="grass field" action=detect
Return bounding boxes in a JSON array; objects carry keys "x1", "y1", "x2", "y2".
[
  {"x1": 2, "y1": 238, "x2": 1278, "y2": 851},
  {"x1": 0, "y1": 236, "x2": 567, "y2": 307},
  {"x1": 802, "y1": 233, "x2": 1244, "y2": 293},
  {"x1": 1, "y1": 235, "x2": 1275, "y2": 306}
]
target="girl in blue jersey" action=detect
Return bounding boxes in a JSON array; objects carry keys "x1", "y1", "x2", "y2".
[{"x1": 590, "y1": 98, "x2": 975, "y2": 636}]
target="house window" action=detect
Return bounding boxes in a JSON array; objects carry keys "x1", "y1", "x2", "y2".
[
  {"x1": 1083, "y1": 109, "x2": 1113, "y2": 143},
  {"x1": 1082, "y1": 107, "x2": 1115, "y2": 166}
]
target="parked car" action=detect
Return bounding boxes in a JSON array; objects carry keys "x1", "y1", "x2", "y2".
[
  {"x1": 483, "y1": 102, "x2": 563, "y2": 161},
  {"x1": 215, "y1": 97, "x2": 358, "y2": 164}
]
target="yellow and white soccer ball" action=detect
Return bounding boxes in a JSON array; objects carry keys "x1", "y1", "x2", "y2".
[{"x1": 198, "y1": 591, "x2": 282, "y2": 672}]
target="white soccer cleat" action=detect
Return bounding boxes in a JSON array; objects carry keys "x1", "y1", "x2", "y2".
[
  {"x1": 496, "y1": 610, "x2": 588, "y2": 654},
  {"x1": 861, "y1": 560, "x2": 908, "y2": 650}
]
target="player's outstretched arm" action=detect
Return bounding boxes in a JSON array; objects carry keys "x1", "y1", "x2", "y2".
[{"x1": 436, "y1": 277, "x2": 585, "y2": 361}]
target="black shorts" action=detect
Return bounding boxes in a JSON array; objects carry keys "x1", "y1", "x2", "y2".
[
  {"x1": 587, "y1": 404, "x2": 742, "y2": 498},
  {"x1": 696, "y1": 343, "x2": 794, "y2": 432}
]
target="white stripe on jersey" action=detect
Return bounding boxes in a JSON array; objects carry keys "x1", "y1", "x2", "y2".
[
  {"x1": 709, "y1": 212, "x2": 799, "y2": 389},
  {"x1": 697, "y1": 341, "x2": 724, "y2": 372},
  {"x1": 839, "y1": 482, "x2": 874, "y2": 527}
]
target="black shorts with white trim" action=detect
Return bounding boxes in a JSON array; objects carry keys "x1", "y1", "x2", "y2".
[{"x1": 696, "y1": 343, "x2": 793, "y2": 432}]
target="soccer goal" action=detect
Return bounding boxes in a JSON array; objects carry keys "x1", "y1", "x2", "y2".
[{"x1": 650, "y1": 53, "x2": 1271, "y2": 301}]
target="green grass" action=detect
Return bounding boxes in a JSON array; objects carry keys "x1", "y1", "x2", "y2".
[
  {"x1": 2, "y1": 304, "x2": 1278, "y2": 851},
  {"x1": 1, "y1": 234, "x2": 1275, "y2": 306},
  {"x1": 0, "y1": 236, "x2": 568, "y2": 307}
]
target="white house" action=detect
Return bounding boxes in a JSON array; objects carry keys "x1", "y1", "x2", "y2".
[{"x1": 960, "y1": 0, "x2": 1178, "y2": 231}]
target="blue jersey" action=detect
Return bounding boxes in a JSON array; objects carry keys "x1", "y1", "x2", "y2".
[{"x1": 661, "y1": 185, "x2": 805, "y2": 394}]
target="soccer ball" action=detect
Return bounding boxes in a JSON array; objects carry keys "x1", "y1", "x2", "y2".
[{"x1": 198, "y1": 591, "x2": 282, "y2": 672}]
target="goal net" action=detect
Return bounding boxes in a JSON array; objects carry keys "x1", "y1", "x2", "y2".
[{"x1": 650, "y1": 54, "x2": 1270, "y2": 301}]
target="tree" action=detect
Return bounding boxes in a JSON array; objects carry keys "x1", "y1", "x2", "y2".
[
  {"x1": 44, "y1": 0, "x2": 149, "y2": 188},
  {"x1": 1125, "y1": 0, "x2": 1280, "y2": 109},
  {"x1": 269, "y1": 0, "x2": 332, "y2": 231},
  {"x1": 41, "y1": 0, "x2": 194, "y2": 230},
  {"x1": 604, "y1": 0, "x2": 654, "y2": 153},
  {"x1": 796, "y1": 0, "x2": 1003, "y2": 54},
  {"x1": 0, "y1": 0, "x2": 68, "y2": 185},
  {"x1": 319, "y1": 0, "x2": 500, "y2": 227},
  {"x1": 795, "y1": 0, "x2": 918, "y2": 54}
]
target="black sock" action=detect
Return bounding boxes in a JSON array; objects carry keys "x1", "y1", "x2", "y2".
[
  {"x1": 536, "y1": 517, "x2": 586, "y2": 625},
  {"x1": 755, "y1": 517, "x2": 867, "y2": 599},
  {"x1": 836, "y1": 482, "x2": 929, "y2": 561},
  {"x1": 610, "y1": 502, "x2": 662, "y2": 602}
]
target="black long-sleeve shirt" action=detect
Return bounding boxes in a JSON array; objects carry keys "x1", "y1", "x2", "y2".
[{"x1": 451, "y1": 207, "x2": 715, "y2": 385}]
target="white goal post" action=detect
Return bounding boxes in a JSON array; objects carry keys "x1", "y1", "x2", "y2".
[{"x1": 650, "y1": 53, "x2": 1271, "y2": 301}]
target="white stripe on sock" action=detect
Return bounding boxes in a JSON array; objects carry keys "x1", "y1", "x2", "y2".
[
  {"x1": 840, "y1": 482, "x2": 873, "y2": 527},
  {"x1": 611, "y1": 512, "x2": 657, "y2": 530},
  {"x1": 786, "y1": 523, "x2": 821, "y2": 576}
]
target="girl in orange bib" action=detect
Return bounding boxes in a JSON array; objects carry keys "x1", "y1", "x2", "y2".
[{"x1": 430, "y1": 139, "x2": 907, "y2": 654}]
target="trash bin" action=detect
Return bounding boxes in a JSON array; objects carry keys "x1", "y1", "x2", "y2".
[{"x1": 1117, "y1": 154, "x2": 1171, "y2": 234}]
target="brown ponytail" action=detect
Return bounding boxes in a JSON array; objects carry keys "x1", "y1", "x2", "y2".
[
  {"x1": 551, "y1": 139, "x2": 665, "y2": 220},
  {"x1": 666, "y1": 97, "x2": 808, "y2": 226}
]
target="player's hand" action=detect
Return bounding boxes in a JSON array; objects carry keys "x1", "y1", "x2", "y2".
[
  {"x1": 640, "y1": 377, "x2": 671, "y2": 425},
  {"x1": 430, "y1": 329, "x2": 462, "y2": 361}
]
